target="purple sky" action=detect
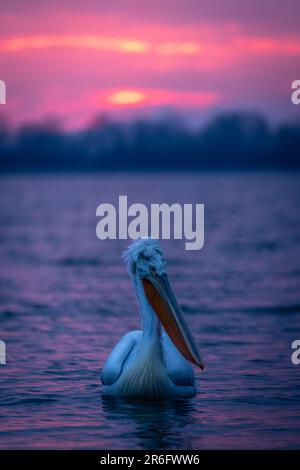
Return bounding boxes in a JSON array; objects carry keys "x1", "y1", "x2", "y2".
[{"x1": 0, "y1": 0, "x2": 299, "y2": 128}]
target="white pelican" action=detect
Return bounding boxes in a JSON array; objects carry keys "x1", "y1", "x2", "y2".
[{"x1": 101, "y1": 239, "x2": 204, "y2": 397}]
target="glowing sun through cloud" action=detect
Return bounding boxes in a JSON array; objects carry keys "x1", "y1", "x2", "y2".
[{"x1": 107, "y1": 90, "x2": 147, "y2": 106}]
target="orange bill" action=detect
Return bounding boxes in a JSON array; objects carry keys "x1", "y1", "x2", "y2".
[{"x1": 142, "y1": 273, "x2": 204, "y2": 370}]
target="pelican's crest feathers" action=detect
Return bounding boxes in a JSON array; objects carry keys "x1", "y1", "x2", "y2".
[{"x1": 122, "y1": 238, "x2": 163, "y2": 273}]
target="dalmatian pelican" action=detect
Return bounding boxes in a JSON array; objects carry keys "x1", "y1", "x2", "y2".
[{"x1": 101, "y1": 239, "x2": 204, "y2": 397}]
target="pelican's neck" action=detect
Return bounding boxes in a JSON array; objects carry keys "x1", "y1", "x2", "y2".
[{"x1": 133, "y1": 275, "x2": 161, "y2": 340}]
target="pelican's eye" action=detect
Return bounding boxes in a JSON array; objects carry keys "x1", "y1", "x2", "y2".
[{"x1": 149, "y1": 265, "x2": 156, "y2": 275}]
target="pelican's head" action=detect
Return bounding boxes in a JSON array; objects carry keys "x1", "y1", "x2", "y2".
[
  {"x1": 123, "y1": 238, "x2": 204, "y2": 370},
  {"x1": 123, "y1": 238, "x2": 166, "y2": 278}
]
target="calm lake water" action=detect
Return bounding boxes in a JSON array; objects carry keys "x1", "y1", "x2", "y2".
[{"x1": 0, "y1": 172, "x2": 300, "y2": 449}]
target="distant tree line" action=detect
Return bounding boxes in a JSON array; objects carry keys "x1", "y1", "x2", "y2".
[{"x1": 0, "y1": 112, "x2": 299, "y2": 171}]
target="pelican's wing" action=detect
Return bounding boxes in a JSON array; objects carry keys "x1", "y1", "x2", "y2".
[
  {"x1": 162, "y1": 333, "x2": 195, "y2": 386},
  {"x1": 101, "y1": 330, "x2": 142, "y2": 386}
]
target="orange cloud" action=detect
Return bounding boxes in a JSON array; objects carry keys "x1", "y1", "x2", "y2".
[
  {"x1": 156, "y1": 41, "x2": 201, "y2": 55},
  {"x1": 1, "y1": 33, "x2": 299, "y2": 71},
  {"x1": 0, "y1": 35, "x2": 202, "y2": 56},
  {"x1": 0, "y1": 35, "x2": 150, "y2": 54}
]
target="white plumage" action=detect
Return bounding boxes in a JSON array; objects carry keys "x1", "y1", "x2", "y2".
[{"x1": 101, "y1": 239, "x2": 203, "y2": 398}]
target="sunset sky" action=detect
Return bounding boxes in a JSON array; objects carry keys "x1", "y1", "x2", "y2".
[{"x1": 1, "y1": 0, "x2": 300, "y2": 129}]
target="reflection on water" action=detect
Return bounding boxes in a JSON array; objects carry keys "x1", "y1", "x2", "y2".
[
  {"x1": 101, "y1": 396, "x2": 197, "y2": 450},
  {"x1": 0, "y1": 173, "x2": 300, "y2": 449}
]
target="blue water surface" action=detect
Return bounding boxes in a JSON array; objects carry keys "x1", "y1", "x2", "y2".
[{"x1": 0, "y1": 172, "x2": 300, "y2": 449}]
